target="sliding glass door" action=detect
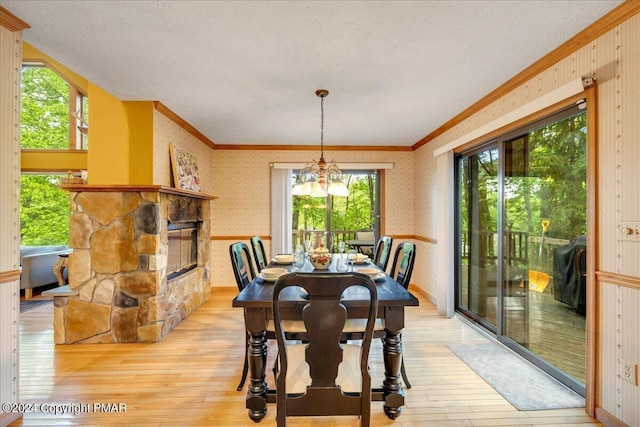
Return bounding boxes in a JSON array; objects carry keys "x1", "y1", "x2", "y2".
[
  {"x1": 457, "y1": 145, "x2": 500, "y2": 331},
  {"x1": 456, "y1": 104, "x2": 588, "y2": 394}
]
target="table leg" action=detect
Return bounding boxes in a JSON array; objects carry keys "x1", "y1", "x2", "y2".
[
  {"x1": 382, "y1": 328, "x2": 405, "y2": 419},
  {"x1": 245, "y1": 309, "x2": 268, "y2": 422}
]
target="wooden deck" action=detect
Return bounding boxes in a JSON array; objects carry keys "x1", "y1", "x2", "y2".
[{"x1": 11, "y1": 287, "x2": 602, "y2": 426}]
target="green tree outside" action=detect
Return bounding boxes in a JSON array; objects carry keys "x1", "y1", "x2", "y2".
[
  {"x1": 504, "y1": 112, "x2": 587, "y2": 241},
  {"x1": 20, "y1": 66, "x2": 71, "y2": 246},
  {"x1": 292, "y1": 173, "x2": 377, "y2": 240},
  {"x1": 21, "y1": 66, "x2": 69, "y2": 149},
  {"x1": 20, "y1": 175, "x2": 69, "y2": 245}
]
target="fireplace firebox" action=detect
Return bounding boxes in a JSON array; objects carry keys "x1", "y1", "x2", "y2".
[{"x1": 167, "y1": 222, "x2": 197, "y2": 279}]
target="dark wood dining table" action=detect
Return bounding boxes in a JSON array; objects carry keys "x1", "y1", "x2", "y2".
[{"x1": 232, "y1": 254, "x2": 419, "y2": 422}]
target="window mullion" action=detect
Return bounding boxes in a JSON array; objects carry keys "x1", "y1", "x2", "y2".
[{"x1": 69, "y1": 85, "x2": 78, "y2": 150}]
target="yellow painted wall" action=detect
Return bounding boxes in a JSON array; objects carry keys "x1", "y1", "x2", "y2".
[
  {"x1": 21, "y1": 150, "x2": 87, "y2": 172},
  {"x1": 124, "y1": 101, "x2": 154, "y2": 185},
  {"x1": 85, "y1": 83, "x2": 129, "y2": 184}
]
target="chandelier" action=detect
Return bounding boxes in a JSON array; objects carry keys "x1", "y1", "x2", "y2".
[{"x1": 292, "y1": 89, "x2": 349, "y2": 197}]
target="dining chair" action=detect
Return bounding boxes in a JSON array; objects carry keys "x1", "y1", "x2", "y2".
[
  {"x1": 250, "y1": 236, "x2": 268, "y2": 272},
  {"x1": 272, "y1": 272, "x2": 378, "y2": 427},
  {"x1": 372, "y1": 235, "x2": 393, "y2": 271},
  {"x1": 387, "y1": 241, "x2": 417, "y2": 388},
  {"x1": 343, "y1": 241, "x2": 417, "y2": 388},
  {"x1": 229, "y1": 242, "x2": 258, "y2": 391},
  {"x1": 230, "y1": 242, "x2": 307, "y2": 391},
  {"x1": 389, "y1": 242, "x2": 416, "y2": 291}
]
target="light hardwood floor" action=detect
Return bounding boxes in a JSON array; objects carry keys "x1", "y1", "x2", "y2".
[{"x1": 11, "y1": 287, "x2": 602, "y2": 426}]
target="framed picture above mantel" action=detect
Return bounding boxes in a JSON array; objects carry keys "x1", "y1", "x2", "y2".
[{"x1": 169, "y1": 143, "x2": 201, "y2": 192}]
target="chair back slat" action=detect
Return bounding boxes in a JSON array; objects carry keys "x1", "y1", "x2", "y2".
[
  {"x1": 389, "y1": 242, "x2": 416, "y2": 289},
  {"x1": 229, "y1": 242, "x2": 256, "y2": 291},
  {"x1": 250, "y1": 236, "x2": 268, "y2": 272},
  {"x1": 303, "y1": 295, "x2": 346, "y2": 388},
  {"x1": 372, "y1": 236, "x2": 393, "y2": 271}
]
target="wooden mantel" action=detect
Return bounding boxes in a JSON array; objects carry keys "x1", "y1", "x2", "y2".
[{"x1": 60, "y1": 184, "x2": 217, "y2": 200}]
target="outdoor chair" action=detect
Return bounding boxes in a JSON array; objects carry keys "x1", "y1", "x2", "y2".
[{"x1": 355, "y1": 229, "x2": 375, "y2": 257}]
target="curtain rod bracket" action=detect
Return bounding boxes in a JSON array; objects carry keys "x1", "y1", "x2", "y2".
[{"x1": 582, "y1": 77, "x2": 595, "y2": 88}]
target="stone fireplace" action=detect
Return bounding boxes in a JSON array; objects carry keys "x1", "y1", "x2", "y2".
[{"x1": 52, "y1": 185, "x2": 215, "y2": 344}]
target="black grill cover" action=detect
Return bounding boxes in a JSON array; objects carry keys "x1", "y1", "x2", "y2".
[{"x1": 552, "y1": 235, "x2": 586, "y2": 315}]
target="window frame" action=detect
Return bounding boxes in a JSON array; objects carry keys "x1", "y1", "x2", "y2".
[{"x1": 21, "y1": 61, "x2": 88, "y2": 151}]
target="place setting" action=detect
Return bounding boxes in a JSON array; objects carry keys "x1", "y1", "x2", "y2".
[
  {"x1": 347, "y1": 248, "x2": 370, "y2": 265},
  {"x1": 354, "y1": 267, "x2": 386, "y2": 282},
  {"x1": 271, "y1": 253, "x2": 294, "y2": 264},
  {"x1": 257, "y1": 267, "x2": 288, "y2": 282}
]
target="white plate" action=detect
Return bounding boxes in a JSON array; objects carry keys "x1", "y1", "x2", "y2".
[
  {"x1": 356, "y1": 267, "x2": 383, "y2": 280},
  {"x1": 258, "y1": 272, "x2": 286, "y2": 282},
  {"x1": 273, "y1": 254, "x2": 293, "y2": 264},
  {"x1": 260, "y1": 267, "x2": 287, "y2": 281}
]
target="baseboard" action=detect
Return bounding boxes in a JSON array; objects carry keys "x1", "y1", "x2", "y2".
[
  {"x1": 595, "y1": 406, "x2": 630, "y2": 427},
  {"x1": 408, "y1": 283, "x2": 436, "y2": 305}
]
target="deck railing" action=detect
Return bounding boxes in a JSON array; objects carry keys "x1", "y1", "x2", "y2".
[
  {"x1": 460, "y1": 230, "x2": 569, "y2": 276},
  {"x1": 291, "y1": 229, "x2": 363, "y2": 253}
]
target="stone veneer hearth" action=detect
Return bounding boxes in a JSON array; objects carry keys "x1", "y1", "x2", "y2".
[{"x1": 54, "y1": 185, "x2": 215, "y2": 344}]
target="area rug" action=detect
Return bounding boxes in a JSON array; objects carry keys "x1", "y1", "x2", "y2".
[
  {"x1": 447, "y1": 342, "x2": 584, "y2": 410},
  {"x1": 20, "y1": 299, "x2": 52, "y2": 313}
]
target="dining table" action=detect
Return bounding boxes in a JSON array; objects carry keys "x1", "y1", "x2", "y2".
[{"x1": 232, "y1": 254, "x2": 419, "y2": 422}]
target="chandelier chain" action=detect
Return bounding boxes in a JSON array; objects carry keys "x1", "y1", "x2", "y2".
[
  {"x1": 320, "y1": 94, "x2": 324, "y2": 158},
  {"x1": 291, "y1": 89, "x2": 348, "y2": 197}
]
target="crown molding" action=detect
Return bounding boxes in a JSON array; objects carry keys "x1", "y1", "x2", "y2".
[
  {"x1": 154, "y1": 101, "x2": 216, "y2": 149},
  {"x1": 0, "y1": 7, "x2": 30, "y2": 32},
  {"x1": 413, "y1": 1, "x2": 640, "y2": 151}
]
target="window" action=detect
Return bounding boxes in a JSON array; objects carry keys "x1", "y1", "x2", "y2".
[
  {"x1": 20, "y1": 174, "x2": 70, "y2": 246},
  {"x1": 292, "y1": 170, "x2": 380, "y2": 251},
  {"x1": 19, "y1": 63, "x2": 86, "y2": 246},
  {"x1": 21, "y1": 63, "x2": 88, "y2": 150}
]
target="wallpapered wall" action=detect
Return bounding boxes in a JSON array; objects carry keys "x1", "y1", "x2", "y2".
[
  {"x1": 211, "y1": 149, "x2": 415, "y2": 288},
  {"x1": 0, "y1": 23, "x2": 23, "y2": 426},
  {"x1": 153, "y1": 110, "x2": 215, "y2": 193},
  {"x1": 150, "y1": 114, "x2": 418, "y2": 289},
  {"x1": 414, "y1": 12, "x2": 640, "y2": 426}
]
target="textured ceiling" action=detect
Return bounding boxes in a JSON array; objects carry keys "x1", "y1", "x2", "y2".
[{"x1": 3, "y1": 0, "x2": 623, "y2": 147}]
